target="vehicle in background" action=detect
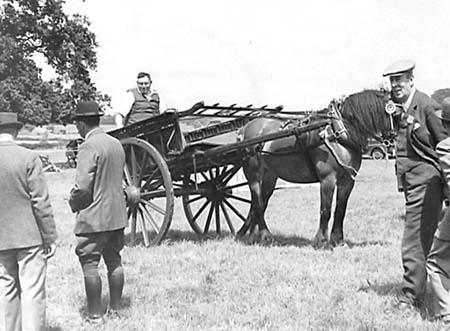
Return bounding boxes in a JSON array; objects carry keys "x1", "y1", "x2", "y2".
[{"x1": 363, "y1": 138, "x2": 395, "y2": 160}]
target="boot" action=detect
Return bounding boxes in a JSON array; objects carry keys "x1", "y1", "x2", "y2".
[
  {"x1": 84, "y1": 276, "x2": 103, "y2": 320},
  {"x1": 108, "y1": 267, "x2": 124, "y2": 310}
]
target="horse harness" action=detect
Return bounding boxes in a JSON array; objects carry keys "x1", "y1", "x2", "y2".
[{"x1": 260, "y1": 99, "x2": 359, "y2": 180}]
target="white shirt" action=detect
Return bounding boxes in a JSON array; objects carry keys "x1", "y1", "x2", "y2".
[{"x1": 403, "y1": 87, "x2": 416, "y2": 111}]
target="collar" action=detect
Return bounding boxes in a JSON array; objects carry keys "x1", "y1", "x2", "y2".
[
  {"x1": 0, "y1": 133, "x2": 15, "y2": 143},
  {"x1": 85, "y1": 127, "x2": 102, "y2": 140},
  {"x1": 403, "y1": 88, "x2": 416, "y2": 111}
]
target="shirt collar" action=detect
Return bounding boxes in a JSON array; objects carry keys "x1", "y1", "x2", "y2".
[
  {"x1": 85, "y1": 127, "x2": 100, "y2": 140},
  {"x1": 403, "y1": 88, "x2": 416, "y2": 111},
  {"x1": 0, "y1": 133, "x2": 15, "y2": 143}
]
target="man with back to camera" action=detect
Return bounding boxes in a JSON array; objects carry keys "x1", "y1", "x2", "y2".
[
  {"x1": 69, "y1": 101, "x2": 128, "y2": 323},
  {"x1": 383, "y1": 59, "x2": 447, "y2": 311},
  {"x1": 426, "y1": 98, "x2": 450, "y2": 324},
  {"x1": 115, "y1": 71, "x2": 161, "y2": 127},
  {"x1": 0, "y1": 112, "x2": 57, "y2": 331}
]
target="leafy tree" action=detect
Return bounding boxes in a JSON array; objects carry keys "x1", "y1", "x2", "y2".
[
  {"x1": 0, "y1": 0, "x2": 110, "y2": 125},
  {"x1": 431, "y1": 88, "x2": 450, "y2": 105}
]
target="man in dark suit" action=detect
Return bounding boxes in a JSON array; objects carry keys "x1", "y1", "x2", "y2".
[
  {"x1": 383, "y1": 60, "x2": 447, "y2": 310},
  {"x1": 0, "y1": 112, "x2": 57, "y2": 331},
  {"x1": 69, "y1": 101, "x2": 128, "y2": 323},
  {"x1": 427, "y1": 99, "x2": 450, "y2": 324}
]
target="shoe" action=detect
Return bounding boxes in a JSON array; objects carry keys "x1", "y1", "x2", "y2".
[
  {"x1": 106, "y1": 308, "x2": 121, "y2": 319},
  {"x1": 86, "y1": 315, "x2": 104, "y2": 325},
  {"x1": 391, "y1": 296, "x2": 416, "y2": 312}
]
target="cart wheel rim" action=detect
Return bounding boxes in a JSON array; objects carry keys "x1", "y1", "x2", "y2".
[{"x1": 122, "y1": 138, "x2": 174, "y2": 246}]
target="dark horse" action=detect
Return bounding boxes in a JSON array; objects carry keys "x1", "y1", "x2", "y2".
[{"x1": 236, "y1": 89, "x2": 395, "y2": 248}]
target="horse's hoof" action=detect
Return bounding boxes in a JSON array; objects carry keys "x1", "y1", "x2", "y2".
[
  {"x1": 312, "y1": 234, "x2": 328, "y2": 249},
  {"x1": 330, "y1": 233, "x2": 344, "y2": 247},
  {"x1": 260, "y1": 230, "x2": 274, "y2": 245}
]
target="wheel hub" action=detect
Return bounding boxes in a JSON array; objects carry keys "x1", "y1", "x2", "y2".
[{"x1": 125, "y1": 185, "x2": 141, "y2": 207}]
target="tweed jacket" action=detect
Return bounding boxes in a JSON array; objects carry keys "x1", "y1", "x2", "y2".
[
  {"x1": 0, "y1": 141, "x2": 57, "y2": 250},
  {"x1": 396, "y1": 90, "x2": 447, "y2": 176},
  {"x1": 437, "y1": 137, "x2": 450, "y2": 197},
  {"x1": 69, "y1": 128, "x2": 127, "y2": 234},
  {"x1": 434, "y1": 136, "x2": 450, "y2": 240}
]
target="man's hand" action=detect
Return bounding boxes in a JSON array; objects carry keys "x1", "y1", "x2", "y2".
[{"x1": 43, "y1": 243, "x2": 57, "y2": 259}]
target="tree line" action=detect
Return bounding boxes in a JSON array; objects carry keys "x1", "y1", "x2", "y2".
[
  {"x1": 1, "y1": 1, "x2": 450, "y2": 126},
  {"x1": 0, "y1": 0, "x2": 109, "y2": 126}
]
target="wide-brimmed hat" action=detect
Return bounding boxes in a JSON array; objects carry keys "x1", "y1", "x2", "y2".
[
  {"x1": 72, "y1": 101, "x2": 105, "y2": 120},
  {"x1": 0, "y1": 112, "x2": 23, "y2": 130},
  {"x1": 382, "y1": 59, "x2": 415, "y2": 77},
  {"x1": 436, "y1": 98, "x2": 450, "y2": 123}
]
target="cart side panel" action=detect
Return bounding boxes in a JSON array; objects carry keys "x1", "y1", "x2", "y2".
[{"x1": 108, "y1": 112, "x2": 185, "y2": 156}]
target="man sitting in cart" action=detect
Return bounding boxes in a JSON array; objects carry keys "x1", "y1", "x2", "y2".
[{"x1": 115, "y1": 71, "x2": 161, "y2": 127}]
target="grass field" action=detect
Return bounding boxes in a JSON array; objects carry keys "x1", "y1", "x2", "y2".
[{"x1": 44, "y1": 160, "x2": 447, "y2": 331}]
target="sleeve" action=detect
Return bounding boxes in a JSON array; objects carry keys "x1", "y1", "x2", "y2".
[
  {"x1": 69, "y1": 143, "x2": 98, "y2": 213},
  {"x1": 27, "y1": 154, "x2": 57, "y2": 245},
  {"x1": 425, "y1": 104, "x2": 448, "y2": 146},
  {"x1": 113, "y1": 91, "x2": 134, "y2": 118},
  {"x1": 437, "y1": 139, "x2": 450, "y2": 189}
]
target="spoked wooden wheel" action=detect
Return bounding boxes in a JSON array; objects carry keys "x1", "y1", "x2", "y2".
[
  {"x1": 121, "y1": 138, "x2": 174, "y2": 246},
  {"x1": 182, "y1": 164, "x2": 251, "y2": 237}
]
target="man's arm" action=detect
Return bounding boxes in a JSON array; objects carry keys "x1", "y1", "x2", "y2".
[
  {"x1": 113, "y1": 91, "x2": 134, "y2": 127},
  {"x1": 69, "y1": 144, "x2": 97, "y2": 212},
  {"x1": 27, "y1": 153, "x2": 57, "y2": 247},
  {"x1": 426, "y1": 104, "x2": 448, "y2": 146}
]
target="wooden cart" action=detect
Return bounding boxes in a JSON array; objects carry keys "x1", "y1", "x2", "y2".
[{"x1": 108, "y1": 102, "x2": 333, "y2": 246}]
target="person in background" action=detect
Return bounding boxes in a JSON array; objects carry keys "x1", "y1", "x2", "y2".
[
  {"x1": 382, "y1": 59, "x2": 447, "y2": 310},
  {"x1": 0, "y1": 112, "x2": 57, "y2": 331},
  {"x1": 69, "y1": 101, "x2": 128, "y2": 323},
  {"x1": 115, "y1": 71, "x2": 161, "y2": 127},
  {"x1": 427, "y1": 98, "x2": 450, "y2": 324}
]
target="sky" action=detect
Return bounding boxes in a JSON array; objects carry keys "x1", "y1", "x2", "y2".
[{"x1": 58, "y1": 0, "x2": 450, "y2": 113}]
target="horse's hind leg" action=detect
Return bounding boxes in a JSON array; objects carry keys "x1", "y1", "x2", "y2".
[
  {"x1": 312, "y1": 175, "x2": 336, "y2": 249},
  {"x1": 330, "y1": 176, "x2": 356, "y2": 247},
  {"x1": 237, "y1": 158, "x2": 262, "y2": 238},
  {"x1": 257, "y1": 172, "x2": 277, "y2": 243}
]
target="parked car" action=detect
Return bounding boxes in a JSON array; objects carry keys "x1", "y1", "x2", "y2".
[{"x1": 363, "y1": 138, "x2": 395, "y2": 160}]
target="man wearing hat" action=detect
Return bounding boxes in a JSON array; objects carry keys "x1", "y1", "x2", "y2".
[
  {"x1": 0, "y1": 112, "x2": 57, "y2": 330},
  {"x1": 427, "y1": 98, "x2": 450, "y2": 323},
  {"x1": 115, "y1": 71, "x2": 161, "y2": 127},
  {"x1": 383, "y1": 60, "x2": 448, "y2": 310},
  {"x1": 69, "y1": 101, "x2": 127, "y2": 322}
]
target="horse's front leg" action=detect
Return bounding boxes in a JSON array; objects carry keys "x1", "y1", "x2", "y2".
[
  {"x1": 330, "y1": 174, "x2": 356, "y2": 247},
  {"x1": 257, "y1": 172, "x2": 277, "y2": 244},
  {"x1": 313, "y1": 176, "x2": 336, "y2": 249}
]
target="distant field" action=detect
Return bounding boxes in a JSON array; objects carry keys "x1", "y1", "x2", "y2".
[{"x1": 44, "y1": 159, "x2": 445, "y2": 330}]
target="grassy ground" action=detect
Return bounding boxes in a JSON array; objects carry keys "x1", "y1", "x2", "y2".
[{"x1": 44, "y1": 160, "x2": 447, "y2": 330}]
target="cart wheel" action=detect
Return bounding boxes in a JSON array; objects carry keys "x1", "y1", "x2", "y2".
[
  {"x1": 121, "y1": 138, "x2": 174, "y2": 246},
  {"x1": 182, "y1": 164, "x2": 251, "y2": 237}
]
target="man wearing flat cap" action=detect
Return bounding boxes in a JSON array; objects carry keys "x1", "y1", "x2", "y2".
[
  {"x1": 69, "y1": 101, "x2": 128, "y2": 323},
  {"x1": 0, "y1": 112, "x2": 57, "y2": 330},
  {"x1": 383, "y1": 60, "x2": 448, "y2": 310},
  {"x1": 427, "y1": 98, "x2": 450, "y2": 323}
]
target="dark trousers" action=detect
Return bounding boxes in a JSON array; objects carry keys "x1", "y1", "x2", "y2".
[
  {"x1": 400, "y1": 163, "x2": 443, "y2": 303},
  {"x1": 75, "y1": 229, "x2": 124, "y2": 277}
]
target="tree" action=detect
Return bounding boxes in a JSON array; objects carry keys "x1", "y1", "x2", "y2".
[
  {"x1": 431, "y1": 88, "x2": 450, "y2": 106},
  {"x1": 0, "y1": 0, "x2": 110, "y2": 125}
]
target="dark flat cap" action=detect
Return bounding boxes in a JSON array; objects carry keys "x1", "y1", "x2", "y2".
[{"x1": 436, "y1": 98, "x2": 450, "y2": 123}]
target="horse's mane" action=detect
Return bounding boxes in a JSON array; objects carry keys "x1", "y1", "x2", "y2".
[{"x1": 338, "y1": 89, "x2": 390, "y2": 151}]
